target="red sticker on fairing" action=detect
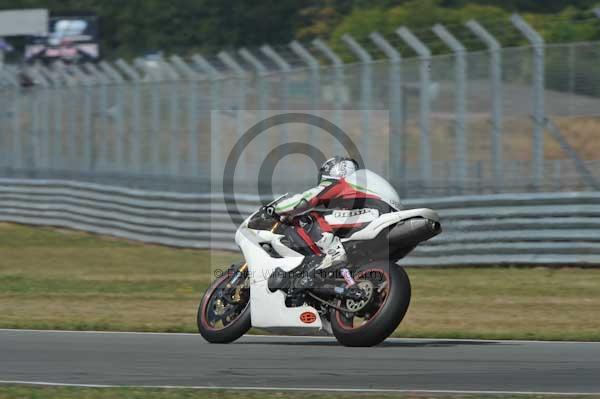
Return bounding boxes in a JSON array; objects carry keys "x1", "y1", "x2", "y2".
[{"x1": 300, "y1": 311, "x2": 317, "y2": 324}]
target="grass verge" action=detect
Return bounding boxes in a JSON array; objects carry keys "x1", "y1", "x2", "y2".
[
  {"x1": 1, "y1": 222, "x2": 599, "y2": 341},
  {"x1": 0, "y1": 385, "x2": 598, "y2": 399}
]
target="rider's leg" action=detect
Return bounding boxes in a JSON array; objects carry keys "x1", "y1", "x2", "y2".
[
  {"x1": 315, "y1": 232, "x2": 347, "y2": 270},
  {"x1": 310, "y1": 213, "x2": 347, "y2": 270},
  {"x1": 281, "y1": 217, "x2": 346, "y2": 277},
  {"x1": 268, "y1": 239, "x2": 346, "y2": 292}
]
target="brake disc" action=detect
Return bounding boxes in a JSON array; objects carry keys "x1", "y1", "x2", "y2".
[
  {"x1": 213, "y1": 298, "x2": 226, "y2": 315},
  {"x1": 345, "y1": 280, "x2": 375, "y2": 313}
]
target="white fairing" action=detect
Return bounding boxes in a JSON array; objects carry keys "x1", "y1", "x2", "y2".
[
  {"x1": 345, "y1": 169, "x2": 402, "y2": 210},
  {"x1": 341, "y1": 208, "x2": 440, "y2": 242},
  {"x1": 235, "y1": 213, "x2": 323, "y2": 329},
  {"x1": 233, "y1": 180, "x2": 439, "y2": 332}
]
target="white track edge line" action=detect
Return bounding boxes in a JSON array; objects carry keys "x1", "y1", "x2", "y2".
[
  {"x1": 0, "y1": 328, "x2": 598, "y2": 344},
  {"x1": 0, "y1": 380, "x2": 598, "y2": 396}
]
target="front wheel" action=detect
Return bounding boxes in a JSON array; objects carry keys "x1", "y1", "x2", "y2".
[
  {"x1": 197, "y1": 264, "x2": 251, "y2": 343},
  {"x1": 330, "y1": 262, "x2": 411, "y2": 347}
]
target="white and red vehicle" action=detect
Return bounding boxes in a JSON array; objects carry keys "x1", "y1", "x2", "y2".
[{"x1": 198, "y1": 169, "x2": 441, "y2": 346}]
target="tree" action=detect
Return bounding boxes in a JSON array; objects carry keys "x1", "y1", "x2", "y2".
[{"x1": 0, "y1": 0, "x2": 598, "y2": 60}]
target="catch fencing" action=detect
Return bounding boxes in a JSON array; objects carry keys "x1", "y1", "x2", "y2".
[
  {"x1": 0, "y1": 14, "x2": 599, "y2": 198},
  {"x1": 0, "y1": 13, "x2": 599, "y2": 266},
  {"x1": 0, "y1": 179, "x2": 598, "y2": 266}
]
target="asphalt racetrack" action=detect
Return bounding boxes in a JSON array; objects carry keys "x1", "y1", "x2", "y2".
[{"x1": 1, "y1": 329, "x2": 599, "y2": 395}]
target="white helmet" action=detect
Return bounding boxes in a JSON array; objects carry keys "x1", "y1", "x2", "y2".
[{"x1": 318, "y1": 156, "x2": 359, "y2": 182}]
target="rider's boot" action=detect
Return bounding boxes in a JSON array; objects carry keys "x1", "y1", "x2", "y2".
[
  {"x1": 315, "y1": 233, "x2": 347, "y2": 270},
  {"x1": 268, "y1": 234, "x2": 347, "y2": 292}
]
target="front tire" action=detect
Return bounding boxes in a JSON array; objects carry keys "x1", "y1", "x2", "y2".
[
  {"x1": 330, "y1": 262, "x2": 411, "y2": 347},
  {"x1": 197, "y1": 265, "x2": 251, "y2": 343}
]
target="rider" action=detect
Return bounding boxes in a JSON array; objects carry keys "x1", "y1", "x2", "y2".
[{"x1": 268, "y1": 156, "x2": 396, "y2": 272}]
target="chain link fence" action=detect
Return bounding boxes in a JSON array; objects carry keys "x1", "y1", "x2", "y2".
[{"x1": 0, "y1": 20, "x2": 599, "y2": 198}]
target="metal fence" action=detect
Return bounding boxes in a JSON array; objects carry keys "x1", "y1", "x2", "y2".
[
  {"x1": 1, "y1": 178, "x2": 598, "y2": 265},
  {"x1": 0, "y1": 14, "x2": 599, "y2": 199}
]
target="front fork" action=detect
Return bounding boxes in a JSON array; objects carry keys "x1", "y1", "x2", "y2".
[{"x1": 228, "y1": 262, "x2": 248, "y2": 287}]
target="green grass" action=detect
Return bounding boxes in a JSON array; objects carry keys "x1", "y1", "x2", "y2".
[
  {"x1": 0, "y1": 385, "x2": 598, "y2": 399},
  {"x1": 0, "y1": 222, "x2": 236, "y2": 332},
  {"x1": 1, "y1": 222, "x2": 600, "y2": 340}
]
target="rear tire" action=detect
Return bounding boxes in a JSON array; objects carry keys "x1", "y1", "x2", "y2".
[
  {"x1": 197, "y1": 266, "x2": 251, "y2": 343},
  {"x1": 330, "y1": 261, "x2": 411, "y2": 347}
]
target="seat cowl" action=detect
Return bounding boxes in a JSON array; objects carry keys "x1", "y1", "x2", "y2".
[{"x1": 395, "y1": 208, "x2": 441, "y2": 222}]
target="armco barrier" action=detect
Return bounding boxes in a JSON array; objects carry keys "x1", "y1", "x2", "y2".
[{"x1": 0, "y1": 179, "x2": 599, "y2": 266}]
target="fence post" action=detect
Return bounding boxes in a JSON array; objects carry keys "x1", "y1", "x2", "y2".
[
  {"x1": 29, "y1": 68, "x2": 54, "y2": 173},
  {"x1": 433, "y1": 24, "x2": 468, "y2": 193},
  {"x1": 239, "y1": 47, "x2": 268, "y2": 117},
  {"x1": 567, "y1": 43, "x2": 575, "y2": 115},
  {"x1": 11, "y1": 67, "x2": 29, "y2": 173},
  {"x1": 217, "y1": 51, "x2": 247, "y2": 138},
  {"x1": 260, "y1": 45, "x2": 292, "y2": 169},
  {"x1": 313, "y1": 38, "x2": 345, "y2": 155},
  {"x1": 260, "y1": 45, "x2": 291, "y2": 102},
  {"x1": 100, "y1": 61, "x2": 126, "y2": 172},
  {"x1": 0, "y1": 75, "x2": 9, "y2": 169},
  {"x1": 85, "y1": 63, "x2": 111, "y2": 173},
  {"x1": 29, "y1": 68, "x2": 51, "y2": 172},
  {"x1": 511, "y1": 14, "x2": 545, "y2": 190},
  {"x1": 239, "y1": 48, "x2": 269, "y2": 173},
  {"x1": 466, "y1": 19, "x2": 503, "y2": 192},
  {"x1": 0, "y1": 69, "x2": 21, "y2": 171},
  {"x1": 55, "y1": 62, "x2": 79, "y2": 172},
  {"x1": 135, "y1": 58, "x2": 163, "y2": 175},
  {"x1": 218, "y1": 51, "x2": 248, "y2": 177},
  {"x1": 26, "y1": 67, "x2": 43, "y2": 173},
  {"x1": 38, "y1": 65, "x2": 65, "y2": 172},
  {"x1": 342, "y1": 34, "x2": 373, "y2": 162},
  {"x1": 70, "y1": 65, "x2": 94, "y2": 172},
  {"x1": 193, "y1": 54, "x2": 224, "y2": 182},
  {"x1": 396, "y1": 27, "x2": 432, "y2": 186},
  {"x1": 162, "y1": 60, "x2": 182, "y2": 176},
  {"x1": 159, "y1": 59, "x2": 182, "y2": 177},
  {"x1": 289, "y1": 40, "x2": 320, "y2": 159},
  {"x1": 369, "y1": 32, "x2": 403, "y2": 186},
  {"x1": 115, "y1": 59, "x2": 142, "y2": 173},
  {"x1": 170, "y1": 55, "x2": 201, "y2": 178}
]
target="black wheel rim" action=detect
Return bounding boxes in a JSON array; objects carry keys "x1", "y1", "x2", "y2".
[
  {"x1": 202, "y1": 274, "x2": 249, "y2": 331},
  {"x1": 335, "y1": 268, "x2": 390, "y2": 330}
]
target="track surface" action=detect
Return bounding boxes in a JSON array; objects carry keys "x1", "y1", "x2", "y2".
[{"x1": 1, "y1": 330, "x2": 599, "y2": 394}]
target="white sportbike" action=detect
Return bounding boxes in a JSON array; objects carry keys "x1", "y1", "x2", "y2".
[{"x1": 198, "y1": 170, "x2": 441, "y2": 346}]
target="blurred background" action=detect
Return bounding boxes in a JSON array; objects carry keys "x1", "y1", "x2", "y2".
[{"x1": 0, "y1": 0, "x2": 599, "y2": 266}]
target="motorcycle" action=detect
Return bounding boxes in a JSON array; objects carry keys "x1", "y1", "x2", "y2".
[{"x1": 197, "y1": 169, "x2": 441, "y2": 347}]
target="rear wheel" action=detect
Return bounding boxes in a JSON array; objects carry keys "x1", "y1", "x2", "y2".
[
  {"x1": 197, "y1": 264, "x2": 251, "y2": 343},
  {"x1": 330, "y1": 262, "x2": 411, "y2": 347}
]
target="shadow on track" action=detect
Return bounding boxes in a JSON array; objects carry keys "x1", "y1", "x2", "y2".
[{"x1": 235, "y1": 339, "x2": 504, "y2": 348}]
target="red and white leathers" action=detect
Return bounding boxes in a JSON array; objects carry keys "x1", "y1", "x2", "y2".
[{"x1": 274, "y1": 171, "x2": 397, "y2": 269}]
